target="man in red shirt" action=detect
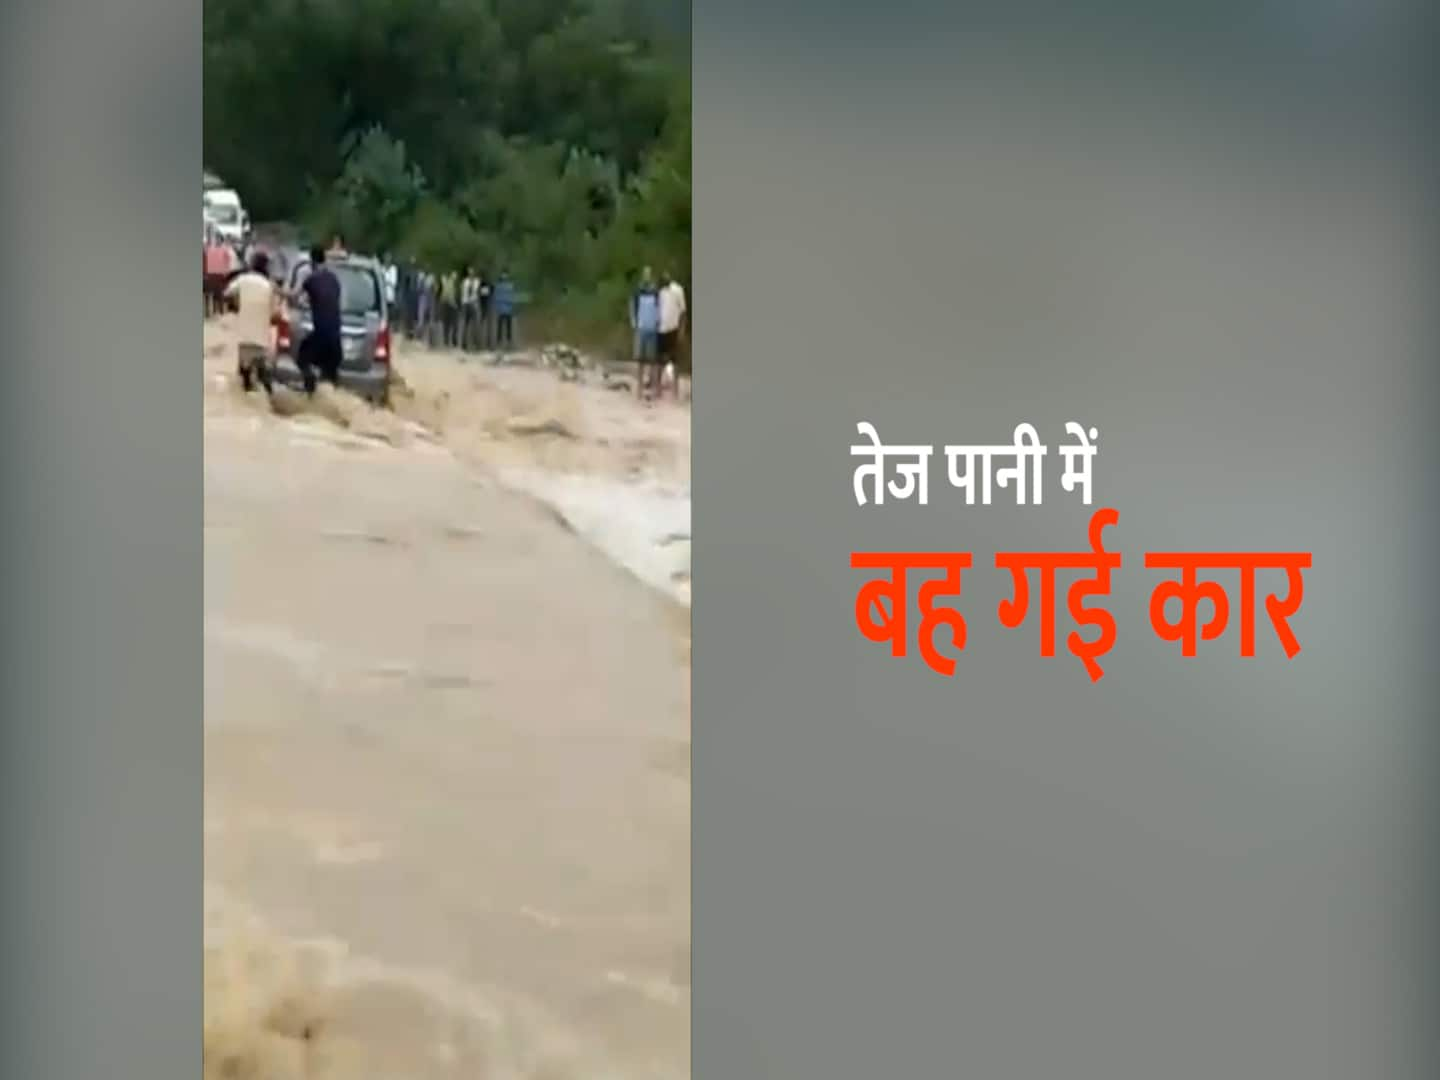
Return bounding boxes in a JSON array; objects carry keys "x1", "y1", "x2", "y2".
[{"x1": 203, "y1": 233, "x2": 231, "y2": 317}]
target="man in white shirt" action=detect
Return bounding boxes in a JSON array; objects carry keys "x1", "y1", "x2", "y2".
[
  {"x1": 223, "y1": 251, "x2": 278, "y2": 394},
  {"x1": 657, "y1": 270, "x2": 687, "y2": 401},
  {"x1": 383, "y1": 256, "x2": 399, "y2": 308},
  {"x1": 460, "y1": 268, "x2": 480, "y2": 353}
]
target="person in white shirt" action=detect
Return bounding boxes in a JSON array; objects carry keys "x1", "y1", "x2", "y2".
[
  {"x1": 383, "y1": 256, "x2": 399, "y2": 308},
  {"x1": 460, "y1": 268, "x2": 480, "y2": 353},
  {"x1": 223, "y1": 251, "x2": 278, "y2": 394},
  {"x1": 657, "y1": 271, "x2": 687, "y2": 401}
]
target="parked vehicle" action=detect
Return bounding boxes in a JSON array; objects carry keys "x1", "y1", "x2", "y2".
[
  {"x1": 203, "y1": 187, "x2": 250, "y2": 245},
  {"x1": 273, "y1": 255, "x2": 393, "y2": 406}
]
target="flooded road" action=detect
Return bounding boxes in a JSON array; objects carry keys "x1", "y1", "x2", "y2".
[{"x1": 204, "y1": 325, "x2": 690, "y2": 1079}]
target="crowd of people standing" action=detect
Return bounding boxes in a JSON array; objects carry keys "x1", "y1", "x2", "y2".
[
  {"x1": 209, "y1": 227, "x2": 690, "y2": 408},
  {"x1": 387, "y1": 261, "x2": 518, "y2": 357}
]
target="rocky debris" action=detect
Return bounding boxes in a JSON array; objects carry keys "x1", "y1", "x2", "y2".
[{"x1": 539, "y1": 343, "x2": 587, "y2": 372}]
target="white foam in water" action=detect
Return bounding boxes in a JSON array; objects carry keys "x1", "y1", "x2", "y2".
[{"x1": 499, "y1": 467, "x2": 691, "y2": 606}]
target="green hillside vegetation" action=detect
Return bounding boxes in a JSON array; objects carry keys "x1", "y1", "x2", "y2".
[{"x1": 204, "y1": 0, "x2": 690, "y2": 348}]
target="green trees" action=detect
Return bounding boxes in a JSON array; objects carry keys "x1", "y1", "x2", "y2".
[
  {"x1": 204, "y1": 0, "x2": 689, "y2": 340},
  {"x1": 322, "y1": 127, "x2": 427, "y2": 255}
]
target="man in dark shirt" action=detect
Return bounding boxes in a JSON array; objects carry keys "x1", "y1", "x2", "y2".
[
  {"x1": 478, "y1": 271, "x2": 493, "y2": 348},
  {"x1": 295, "y1": 245, "x2": 343, "y2": 393}
]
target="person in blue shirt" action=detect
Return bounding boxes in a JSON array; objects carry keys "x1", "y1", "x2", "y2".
[
  {"x1": 630, "y1": 267, "x2": 660, "y2": 401},
  {"x1": 493, "y1": 271, "x2": 516, "y2": 360}
]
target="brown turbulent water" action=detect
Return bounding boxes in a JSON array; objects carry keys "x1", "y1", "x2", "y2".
[{"x1": 204, "y1": 322, "x2": 690, "y2": 1079}]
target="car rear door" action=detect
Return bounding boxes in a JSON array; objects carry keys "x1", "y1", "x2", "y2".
[{"x1": 338, "y1": 265, "x2": 383, "y2": 372}]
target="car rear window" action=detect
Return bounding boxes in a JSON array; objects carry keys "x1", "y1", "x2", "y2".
[
  {"x1": 334, "y1": 267, "x2": 380, "y2": 314},
  {"x1": 291, "y1": 262, "x2": 382, "y2": 315}
]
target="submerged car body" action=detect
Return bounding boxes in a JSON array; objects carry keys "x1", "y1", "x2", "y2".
[{"x1": 272, "y1": 255, "x2": 393, "y2": 405}]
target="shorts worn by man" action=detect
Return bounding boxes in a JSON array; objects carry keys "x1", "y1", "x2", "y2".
[{"x1": 224, "y1": 252, "x2": 277, "y2": 393}]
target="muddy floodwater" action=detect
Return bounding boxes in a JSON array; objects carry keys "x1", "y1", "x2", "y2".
[{"x1": 204, "y1": 323, "x2": 690, "y2": 1079}]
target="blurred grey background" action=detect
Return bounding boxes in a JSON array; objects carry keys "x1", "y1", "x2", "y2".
[
  {"x1": 0, "y1": 0, "x2": 200, "y2": 1075},
  {"x1": 695, "y1": 2, "x2": 1436, "y2": 1078}
]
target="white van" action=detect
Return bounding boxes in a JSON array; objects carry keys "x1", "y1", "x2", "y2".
[{"x1": 203, "y1": 188, "x2": 249, "y2": 244}]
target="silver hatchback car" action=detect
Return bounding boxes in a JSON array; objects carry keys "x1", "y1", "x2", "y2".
[{"x1": 274, "y1": 255, "x2": 393, "y2": 406}]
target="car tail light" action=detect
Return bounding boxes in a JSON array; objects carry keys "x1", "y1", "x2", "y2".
[
  {"x1": 274, "y1": 313, "x2": 291, "y2": 351},
  {"x1": 375, "y1": 323, "x2": 391, "y2": 364}
]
